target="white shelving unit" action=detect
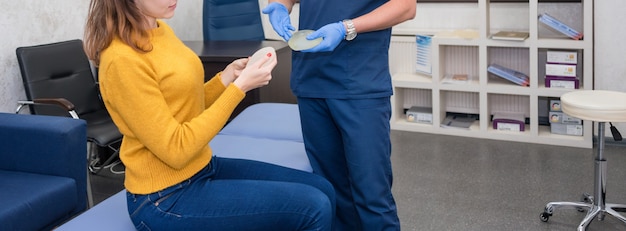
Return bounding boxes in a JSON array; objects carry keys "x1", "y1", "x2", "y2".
[{"x1": 389, "y1": 0, "x2": 593, "y2": 148}]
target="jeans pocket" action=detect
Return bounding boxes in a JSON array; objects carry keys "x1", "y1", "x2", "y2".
[
  {"x1": 153, "y1": 189, "x2": 184, "y2": 217},
  {"x1": 128, "y1": 193, "x2": 150, "y2": 218},
  {"x1": 128, "y1": 191, "x2": 184, "y2": 228}
]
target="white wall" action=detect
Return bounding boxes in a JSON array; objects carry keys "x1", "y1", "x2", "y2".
[
  {"x1": 1, "y1": 1, "x2": 624, "y2": 132},
  {"x1": 0, "y1": 1, "x2": 90, "y2": 113},
  {"x1": 594, "y1": 1, "x2": 626, "y2": 91},
  {"x1": 0, "y1": 0, "x2": 207, "y2": 114},
  {"x1": 595, "y1": 0, "x2": 626, "y2": 135}
]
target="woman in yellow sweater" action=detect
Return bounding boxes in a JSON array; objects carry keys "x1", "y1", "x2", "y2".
[{"x1": 84, "y1": 0, "x2": 334, "y2": 230}]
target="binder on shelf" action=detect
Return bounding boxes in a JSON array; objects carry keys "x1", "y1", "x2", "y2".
[
  {"x1": 545, "y1": 63, "x2": 576, "y2": 77},
  {"x1": 549, "y1": 100, "x2": 561, "y2": 112},
  {"x1": 549, "y1": 100, "x2": 583, "y2": 136},
  {"x1": 551, "y1": 123, "x2": 583, "y2": 136},
  {"x1": 406, "y1": 106, "x2": 433, "y2": 124},
  {"x1": 549, "y1": 111, "x2": 582, "y2": 125},
  {"x1": 547, "y1": 50, "x2": 578, "y2": 65},
  {"x1": 538, "y1": 13, "x2": 583, "y2": 40},
  {"x1": 487, "y1": 64, "x2": 530, "y2": 86},
  {"x1": 492, "y1": 112, "x2": 525, "y2": 132},
  {"x1": 415, "y1": 34, "x2": 432, "y2": 75},
  {"x1": 491, "y1": 31, "x2": 529, "y2": 41},
  {"x1": 545, "y1": 76, "x2": 579, "y2": 89}
]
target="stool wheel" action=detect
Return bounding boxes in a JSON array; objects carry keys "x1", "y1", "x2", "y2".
[
  {"x1": 540, "y1": 205, "x2": 553, "y2": 222},
  {"x1": 540, "y1": 212, "x2": 551, "y2": 222}
]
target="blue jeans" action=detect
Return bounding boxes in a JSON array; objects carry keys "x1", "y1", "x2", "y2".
[{"x1": 127, "y1": 157, "x2": 335, "y2": 231}]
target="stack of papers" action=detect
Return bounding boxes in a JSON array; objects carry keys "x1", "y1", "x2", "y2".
[
  {"x1": 491, "y1": 31, "x2": 529, "y2": 41},
  {"x1": 440, "y1": 115, "x2": 476, "y2": 130}
]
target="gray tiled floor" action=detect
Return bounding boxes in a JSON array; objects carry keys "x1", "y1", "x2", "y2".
[
  {"x1": 391, "y1": 130, "x2": 626, "y2": 231},
  {"x1": 90, "y1": 130, "x2": 626, "y2": 230}
]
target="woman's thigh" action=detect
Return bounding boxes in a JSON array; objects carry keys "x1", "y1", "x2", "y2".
[
  {"x1": 212, "y1": 157, "x2": 334, "y2": 197},
  {"x1": 128, "y1": 158, "x2": 335, "y2": 231}
]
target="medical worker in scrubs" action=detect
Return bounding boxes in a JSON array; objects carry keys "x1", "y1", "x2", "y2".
[{"x1": 263, "y1": 1, "x2": 416, "y2": 230}]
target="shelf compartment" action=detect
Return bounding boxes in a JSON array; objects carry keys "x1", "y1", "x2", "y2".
[
  {"x1": 487, "y1": 93, "x2": 530, "y2": 134},
  {"x1": 537, "y1": 95, "x2": 587, "y2": 141},
  {"x1": 536, "y1": 2, "x2": 585, "y2": 41},
  {"x1": 487, "y1": 1, "x2": 530, "y2": 37},
  {"x1": 438, "y1": 45, "x2": 479, "y2": 85},
  {"x1": 399, "y1": 88, "x2": 432, "y2": 110},
  {"x1": 440, "y1": 90, "x2": 480, "y2": 132},
  {"x1": 537, "y1": 48, "x2": 584, "y2": 90},
  {"x1": 392, "y1": 88, "x2": 433, "y2": 121},
  {"x1": 487, "y1": 46, "x2": 530, "y2": 87},
  {"x1": 389, "y1": 35, "x2": 423, "y2": 76}
]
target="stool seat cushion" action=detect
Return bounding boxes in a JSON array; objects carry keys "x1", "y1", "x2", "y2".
[{"x1": 560, "y1": 90, "x2": 626, "y2": 122}]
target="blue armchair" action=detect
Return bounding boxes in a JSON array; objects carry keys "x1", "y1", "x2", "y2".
[
  {"x1": 203, "y1": 0, "x2": 265, "y2": 41},
  {"x1": 0, "y1": 113, "x2": 88, "y2": 231}
]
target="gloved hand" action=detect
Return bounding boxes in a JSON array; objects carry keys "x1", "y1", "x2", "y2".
[
  {"x1": 261, "y1": 2, "x2": 295, "y2": 41},
  {"x1": 301, "y1": 21, "x2": 346, "y2": 53}
]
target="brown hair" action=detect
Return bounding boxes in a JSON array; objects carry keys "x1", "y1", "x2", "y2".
[{"x1": 84, "y1": 0, "x2": 153, "y2": 66}]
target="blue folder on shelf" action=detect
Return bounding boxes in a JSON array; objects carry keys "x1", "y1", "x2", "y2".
[
  {"x1": 487, "y1": 64, "x2": 530, "y2": 86},
  {"x1": 538, "y1": 13, "x2": 583, "y2": 40}
]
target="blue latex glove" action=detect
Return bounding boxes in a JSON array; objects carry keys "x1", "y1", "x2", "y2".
[
  {"x1": 301, "y1": 21, "x2": 346, "y2": 53},
  {"x1": 261, "y1": 2, "x2": 295, "y2": 41}
]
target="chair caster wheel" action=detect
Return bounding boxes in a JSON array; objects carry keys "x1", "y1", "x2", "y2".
[{"x1": 540, "y1": 212, "x2": 551, "y2": 222}]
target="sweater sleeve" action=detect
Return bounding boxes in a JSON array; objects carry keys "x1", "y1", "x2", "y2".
[
  {"x1": 204, "y1": 72, "x2": 227, "y2": 108},
  {"x1": 99, "y1": 55, "x2": 245, "y2": 169}
]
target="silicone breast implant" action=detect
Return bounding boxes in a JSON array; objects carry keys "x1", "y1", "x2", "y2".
[{"x1": 288, "y1": 30, "x2": 323, "y2": 51}]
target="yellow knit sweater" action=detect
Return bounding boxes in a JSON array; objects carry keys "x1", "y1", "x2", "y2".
[{"x1": 99, "y1": 21, "x2": 245, "y2": 194}]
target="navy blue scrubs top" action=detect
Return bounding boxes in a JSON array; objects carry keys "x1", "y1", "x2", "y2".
[{"x1": 292, "y1": 0, "x2": 392, "y2": 99}]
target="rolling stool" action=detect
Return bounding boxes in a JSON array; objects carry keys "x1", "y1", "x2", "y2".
[{"x1": 540, "y1": 90, "x2": 626, "y2": 230}]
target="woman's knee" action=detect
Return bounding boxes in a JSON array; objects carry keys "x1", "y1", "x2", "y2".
[{"x1": 305, "y1": 189, "x2": 334, "y2": 230}]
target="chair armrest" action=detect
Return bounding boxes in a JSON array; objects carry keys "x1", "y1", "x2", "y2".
[
  {"x1": 0, "y1": 113, "x2": 88, "y2": 209},
  {"x1": 16, "y1": 98, "x2": 78, "y2": 118}
]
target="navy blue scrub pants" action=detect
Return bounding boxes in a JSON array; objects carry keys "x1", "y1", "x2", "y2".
[{"x1": 297, "y1": 97, "x2": 400, "y2": 231}]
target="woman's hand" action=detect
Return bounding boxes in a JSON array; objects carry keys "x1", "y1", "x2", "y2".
[
  {"x1": 221, "y1": 58, "x2": 248, "y2": 86},
  {"x1": 233, "y1": 53, "x2": 277, "y2": 92}
]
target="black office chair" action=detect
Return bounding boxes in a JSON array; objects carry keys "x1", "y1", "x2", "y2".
[
  {"x1": 15, "y1": 40, "x2": 122, "y2": 179},
  {"x1": 203, "y1": 0, "x2": 265, "y2": 41}
]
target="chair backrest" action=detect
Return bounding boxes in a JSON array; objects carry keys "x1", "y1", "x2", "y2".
[
  {"x1": 16, "y1": 39, "x2": 104, "y2": 117},
  {"x1": 203, "y1": 0, "x2": 265, "y2": 41}
]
